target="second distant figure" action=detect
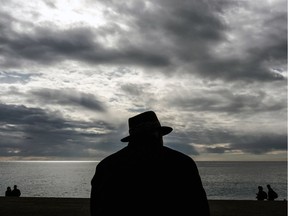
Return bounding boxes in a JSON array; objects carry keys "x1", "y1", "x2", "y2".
[
  {"x1": 267, "y1": 184, "x2": 278, "y2": 201},
  {"x1": 5, "y1": 187, "x2": 12, "y2": 197},
  {"x1": 256, "y1": 186, "x2": 267, "y2": 201}
]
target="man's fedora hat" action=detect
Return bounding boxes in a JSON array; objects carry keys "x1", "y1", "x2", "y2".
[{"x1": 121, "y1": 111, "x2": 173, "y2": 142}]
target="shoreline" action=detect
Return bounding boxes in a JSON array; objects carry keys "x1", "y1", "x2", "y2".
[{"x1": 0, "y1": 197, "x2": 287, "y2": 216}]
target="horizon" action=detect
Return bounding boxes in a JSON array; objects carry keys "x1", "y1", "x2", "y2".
[{"x1": 0, "y1": 156, "x2": 287, "y2": 163}]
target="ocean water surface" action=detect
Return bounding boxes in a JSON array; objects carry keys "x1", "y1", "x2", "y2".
[{"x1": 0, "y1": 161, "x2": 286, "y2": 200}]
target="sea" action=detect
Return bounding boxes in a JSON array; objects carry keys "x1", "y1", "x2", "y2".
[{"x1": 0, "y1": 161, "x2": 287, "y2": 200}]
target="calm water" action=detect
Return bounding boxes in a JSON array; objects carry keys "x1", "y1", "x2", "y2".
[{"x1": 0, "y1": 161, "x2": 286, "y2": 200}]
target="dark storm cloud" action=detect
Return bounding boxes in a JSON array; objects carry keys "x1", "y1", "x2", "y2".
[
  {"x1": 168, "y1": 88, "x2": 286, "y2": 114},
  {"x1": 204, "y1": 133, "x2": 287, "y2": 154},
  {"x1": 29, "y1": 88, "x2": 106, "y2": 112},
  {"x1": 0, "y1": 103, "x2": 119, "y2": 158},
  {"x1": 196, "y1": 57, "x2": 285, "y2": 81},
  {"x1": 170, "y1": 127, "x2": 287, "y2": 155},
  {"x1": 0, "y1": 102, "x2": 285, "y2": 158},
  {"x1": 1, "y1": 0, "x2": 286, "y2": 82},
  {"x1": 159, "y1": 127, "x2": 234, "y2": 156},
  {"x1": 0, "y1": 9, "x2": 170, "y2": 68},
  {"x1": 0, "y1": 103, "x2": 71, "y2": 157},
  {"x1": 231, "y1": 133, "x2": 287, "y2": 154},
  {"x1": 196, "y1": 12, "x2": 287, "y2": 82},
  {"x1": 196, "y1": 6, "x2": 287, "y2": 81},
  {"x1": 99, "y1": 0, "x2": 227, "y2": 67},
  {"x1": 99, "y1": 0, "x2": 286, "y2": 81}
]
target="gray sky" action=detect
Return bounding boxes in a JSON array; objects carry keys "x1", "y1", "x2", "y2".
[{"x1": 0, "y1": 0, "x2": 287, "y2": 161}]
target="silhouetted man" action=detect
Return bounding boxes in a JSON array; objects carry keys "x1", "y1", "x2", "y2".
[
  {"x1": 256, "y1": 186, "x2": 267, "y2": 200},
  {"x1": 90, "y1": 111, "x2": 210, "y2": 215},
  {"x1": 11, "y1": 185, "x2": 21, "y2": 197}
]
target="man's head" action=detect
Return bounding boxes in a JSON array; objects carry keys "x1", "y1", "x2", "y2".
[{"x1": 121, "y1": 111, "x2": 172, "y2": 143}]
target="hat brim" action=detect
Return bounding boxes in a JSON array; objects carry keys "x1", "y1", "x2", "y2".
[{"x1": 120, "y1": 126, "x2": 173, "y2": 142}]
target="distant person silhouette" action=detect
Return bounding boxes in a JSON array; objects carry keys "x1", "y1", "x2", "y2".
[
  {"x1": 5, "y1": 187, "x2": 12, "y2": 197},
  {"x1": 90, "y1": 110, "x2": 210, "y2": 215},
  {"x1": 11, "y1": 185, "x2": 21, "y2": 197},
  {"x1": 267, "y1": 184, "x2": 278, "y2": 201},
  {"x1": 256, "y1": 186, "x2": 267, "y2": 200}
]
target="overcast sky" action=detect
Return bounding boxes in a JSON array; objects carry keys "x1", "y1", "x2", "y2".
[{"x1": 0, "y1": 0, "x2": 287, "y2": 161}]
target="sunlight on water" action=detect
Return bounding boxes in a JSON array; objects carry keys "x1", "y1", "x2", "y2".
[{"x1": 9, "y1": 161, "x2": 100, "y2": 163}]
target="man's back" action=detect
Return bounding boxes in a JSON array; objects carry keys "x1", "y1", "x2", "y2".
[
  {"x1": 91, "y1": 145, "x2": 210, "y2": 215},
  {"x1": 90, "y1": 111, "x2": 210, "y2": 215}
]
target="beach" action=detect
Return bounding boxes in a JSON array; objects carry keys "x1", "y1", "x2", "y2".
[{"x1": 0, "y1": 197, "x2": 286, "y2": 216}]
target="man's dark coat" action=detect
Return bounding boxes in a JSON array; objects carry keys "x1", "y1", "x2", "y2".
[{"x1": 91, "y1": 144, "x2": 210, "y2": 215}]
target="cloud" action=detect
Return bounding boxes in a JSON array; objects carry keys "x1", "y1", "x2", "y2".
[
  {"x1": 1, "y1": 0, "x2": 285, "y2": 81},
  {"x1": 202, "y1": 133, "x2": 287, "y2": 154},
  {"x1": 96, "y1": 0, "x2": 286, "y2": 81},
  {"x1": 173, "y1": 128, "x2": 287, "y2": 155},
  {"x1": 0, "y1": 103, "x2": 119, "y2": 158},
  {"x1": 231, "y1": 133, "x2": 287, "y2": 154},
  {"x1": 0, "y1": 101, "x2": 286, "y2": 159},
  {"x1": 29, "y1": 88, "x2": 106, "y2": 112},
  {"x1": 0, "y1": 11, "x2": 170, "y2": 68},
  {"x1": 0, "y1": 71, "x2": 34, "y2": 84},
  {"x1": 0, "y1": 0, "x2": 286, "y2": 160},
  {"x1": 168, "y1": 88, "x2": 286, "y2": 114}
]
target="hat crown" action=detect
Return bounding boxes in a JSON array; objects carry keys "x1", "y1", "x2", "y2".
[
  {"x1": 121, "y1": 110, "x2": 172, "y2": 142},
  {"x1": 128, "y1": 111, "x2": 161, "y2": 132}
]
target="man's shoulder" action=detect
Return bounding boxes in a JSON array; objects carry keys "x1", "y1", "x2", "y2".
[{"x1": 98, "y1": 147, "x2": 129, "y2": 166}]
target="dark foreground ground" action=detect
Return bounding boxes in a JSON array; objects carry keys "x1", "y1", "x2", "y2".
[{"x1": 0, "y1": 197, "x2": 286, "y2": 216}]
